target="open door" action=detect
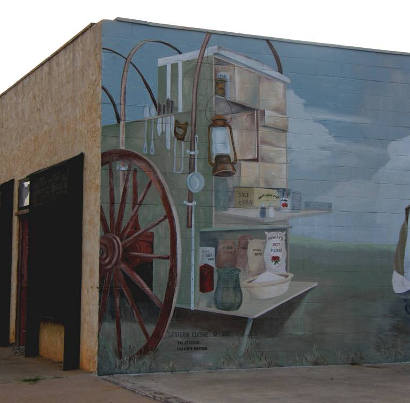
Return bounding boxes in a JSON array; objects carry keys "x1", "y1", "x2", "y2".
[
  {"x1": 25, "y1": 154, "x2": 84, "y2": 370},
  {"x1": 0, "y1": 179, "x2": 14, "y2": 346}
]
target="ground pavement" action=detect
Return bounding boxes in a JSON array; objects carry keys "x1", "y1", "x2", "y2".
[
  {"x1": 0, "y1": 347, "x2": 153, "y2": 402},
  {"x1": 2, "y1": 346, "x2": 410, "y2": 402}
]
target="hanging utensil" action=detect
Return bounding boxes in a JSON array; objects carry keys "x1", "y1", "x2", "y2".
[
  {"x1": 157, "y1": 103, "x2": 162, "y2": 136},
  {"x1": 186, "y1": 135, "x2": 205, "y2": 193},
  {"x1": 143, "y1": 105, "x2": 149, "y2": 154},
  {"x1": 173, "y1": 120, "x2": 188, "y2": 173},
  {"x1": 150, "y1": 105, "x2": 155, "y2": 155},
  {"x1": 165, "y1": 99, "x2": 173, "y2": 150},
  {"x1": 161, "y1": 103, "x2": 166, "y2": 136}
]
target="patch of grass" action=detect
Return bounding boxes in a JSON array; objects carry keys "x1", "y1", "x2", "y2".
[
  {"x1": 216, "y1": 337, "x2": 277, "y2": 369},
  {"x1": 349, "y1": 351, "x2": 364, "y2": 366},
  {"x1": 374, "y1": 335, "x2": 404, "y2": 362},
  {"x1": 21, "y1": 376, "x2": 43, "y2": 384},
  {"x1": 296, "y1": 345, "x2": 328, "y2": 366}
]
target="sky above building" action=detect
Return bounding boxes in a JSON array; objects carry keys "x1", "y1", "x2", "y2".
[{"x1": 1, "y1": 0, "x2": 410, "y2": 94}]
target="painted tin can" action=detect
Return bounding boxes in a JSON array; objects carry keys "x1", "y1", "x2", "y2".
[{"x1": 200, "y1": 264, "x2": 214, "y2": 293}]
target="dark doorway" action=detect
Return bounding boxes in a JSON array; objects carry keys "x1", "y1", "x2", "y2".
[
  {"x1": 25, "y1": 154, "x2": 84, "y2": 370},
  {"x1": 15, "y1": 213, "x2": 29, "y2": 347},
  {"x1": 0, "y1": 179, "x2": 14, "y2": 346}
]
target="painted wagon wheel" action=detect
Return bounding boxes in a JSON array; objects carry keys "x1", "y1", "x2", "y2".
[{"x1": 99, "y1": 149, "x2": 180, "y2": 359}]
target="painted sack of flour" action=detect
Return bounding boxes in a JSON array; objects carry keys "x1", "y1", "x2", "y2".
[
  {"x1": 247, "y1": 239, "x2": 266, "y2": 278},
  {"x1": 264, "y1": 231, "x2": 287, "y2": 273}
]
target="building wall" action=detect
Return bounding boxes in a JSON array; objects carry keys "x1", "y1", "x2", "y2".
[
  {"x1": 0, "y1": 23, "x2": 102, "y2": 371},
  {"x1": 98, "y1": 19, "x2": 410, "y2": 374}
]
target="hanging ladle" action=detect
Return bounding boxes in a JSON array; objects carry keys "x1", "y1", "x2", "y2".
[{"x1": 186, "y1": 135, "x2": 205, "y2": 193}]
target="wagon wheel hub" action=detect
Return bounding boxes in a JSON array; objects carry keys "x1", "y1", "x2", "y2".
[{"x1": 100, "y1": 233, "x2": 123, "y2": 270}]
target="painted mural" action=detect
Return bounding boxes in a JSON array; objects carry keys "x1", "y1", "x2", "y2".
[{"x1": 98, "y1": 19, "x2": 410, "y2": 375}]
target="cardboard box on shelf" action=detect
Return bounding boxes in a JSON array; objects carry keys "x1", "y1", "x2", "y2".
[
  {"x1": 233, "y1": 66, "x2": 260, "y2": 109},
  {"x1": 237, "y1": 161, "x2": 259, "y2": 187},
  {"x1": 259, "y1": 146, "x2": 287, "y2": 164},
  {"x1": 259, "y1": 162, "x2": 287, "y2": 188},
  {"x1": 259, "y1": 126, "x2": 287, "y2": 148},
  {"x1": 237, "y1": 161, "x2": 287, "y2": 189},
  {"x1": 233, "y1": 187, "x2": 282, "y2": 208},
  {"x1": 259, "y1": 110, "x2": 288, "y2": 131},
  {"x1": 259, "y1": 75, "x2": 286, "y2": 114},
  {"x1": 231, "y1": 111, "x2": 258, "y2": 160}
]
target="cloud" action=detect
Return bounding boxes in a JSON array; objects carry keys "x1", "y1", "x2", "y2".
[
  {"x1": 305, "y1": 107, "x2": 372, "y2": 124},
  {"x1": 287, "y1": 89, "x2": 385, "y2": 182},
  {"x1": 286, "y1": 89, "x2": 410, "y2": 244}
]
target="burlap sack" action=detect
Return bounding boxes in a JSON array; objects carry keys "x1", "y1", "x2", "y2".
[
  {"x1": 235, "y1": 235, "x2": 252, "y2": 271},
  {"x1": 216, "y1": 240, "x2": 237, "y2": 268}
]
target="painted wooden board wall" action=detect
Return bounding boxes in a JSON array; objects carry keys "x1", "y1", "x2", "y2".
[{"x1": 0, "y1": 23, "x2": 102, "y2": 371}]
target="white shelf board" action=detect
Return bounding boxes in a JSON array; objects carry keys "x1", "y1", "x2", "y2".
[
  {"x1": 194, "y1": 281, "x2": 317, "y2": 319},
  {"x1": 214, "y1": 208, "x2": 330, "y2": 226}
]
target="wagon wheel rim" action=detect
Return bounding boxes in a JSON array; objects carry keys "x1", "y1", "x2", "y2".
[{"x1": 99, "y1": 149, "x2": 180, "y2": 359}]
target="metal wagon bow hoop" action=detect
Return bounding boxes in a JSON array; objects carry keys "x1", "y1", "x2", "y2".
[
  {"x1": 103, "y1": 47, "x2": 159, "y2": 113},
  {"x1": 119, "y1": 40, "x2": 182, "y2": 149}
]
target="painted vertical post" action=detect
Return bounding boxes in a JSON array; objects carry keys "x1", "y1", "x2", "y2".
[{"x1": 178, "y1": 61, "x2": 183, "y2": 112}]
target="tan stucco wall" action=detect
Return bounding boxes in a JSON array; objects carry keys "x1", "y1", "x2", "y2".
[{"x1": 0, "y1": 23, "x2": 102, "y2": 371}]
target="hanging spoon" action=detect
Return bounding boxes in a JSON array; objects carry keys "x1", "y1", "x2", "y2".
[
  {"x1": 165, "y1": 99, "x2": 171, "y2": 150},
  {"x1": 157, "y1": 103, "x2": 162, "y2": 136}
]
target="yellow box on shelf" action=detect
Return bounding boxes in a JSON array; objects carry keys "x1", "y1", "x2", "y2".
[{"x1": 233, "y1": 187, "x2": 282, "y2": 208}]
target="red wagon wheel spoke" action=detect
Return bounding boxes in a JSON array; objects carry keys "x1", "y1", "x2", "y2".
[
  {"x1": 123, "y1": 214, "x2": 167, "y2": 248},
  {"x1": 99, "y1": 149, "x2": 180, "y2": 360},
  {"x1": 117, "y1": 270, "x2": 150, "y2": 340},
  {"x1": 115, "y1": 168, "x2": 131, "y2": 235},
  {"x1": 132, "y1": 169, "x2": 138, "y2": 208},
  {"x1": 128, "y1": 252, "x2": 170, "y2": 260},
  {"x1": 121, "y1": 179, "x2": 152, "y2": 239},
  {"x1": 121, "y1": 262, "x2": 162, "y2": 309},
  {"x1": 100, "y1": 207, "x2": 110, "y2": 234}
]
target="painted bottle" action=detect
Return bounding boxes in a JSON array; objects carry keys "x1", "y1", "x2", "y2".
[{"x1": 268, "y1": 203, "x2": 275, "y2": 218}]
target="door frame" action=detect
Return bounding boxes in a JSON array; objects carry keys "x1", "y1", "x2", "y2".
[
  {"x1": 15, "y1": 211, "x2": 29, "y2": 347},
  {"x1": 25, "y1": 154, "x2": 84, "y2": 370},
  {"x1": 0, "y1": 179, "x2": 14, "y2": 346}
]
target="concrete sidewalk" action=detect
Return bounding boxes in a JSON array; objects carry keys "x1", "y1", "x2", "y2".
[
  {"x1": 105, "y1": 362, "x2": 410, "y2": 403},
  {"x1": 0, "y1": 347, "x2": 153, "y2": 402},
  {"x1": 3, "y1": 346, "x2": 410, "y2": 402}
]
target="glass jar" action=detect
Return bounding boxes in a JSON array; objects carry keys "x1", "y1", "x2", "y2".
[{"x1": 214, "y1": 267, "x2": 242, "y2": 311}]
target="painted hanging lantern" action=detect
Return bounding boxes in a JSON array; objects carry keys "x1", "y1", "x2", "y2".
[{"x1": 207, "y1": 115, "x2": 237, "y2": 177}]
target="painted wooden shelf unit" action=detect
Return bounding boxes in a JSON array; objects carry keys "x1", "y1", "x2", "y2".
[{"x1": 196, "y1": 281, "x2": 317, "y2": 319}]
